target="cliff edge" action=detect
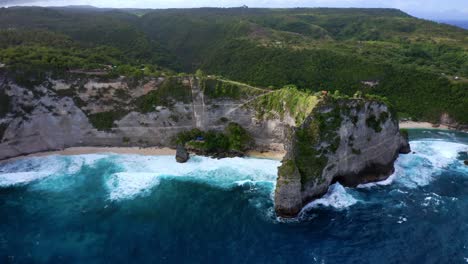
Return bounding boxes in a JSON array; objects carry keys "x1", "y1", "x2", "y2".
[
  {"x1": 0, "y1": 70, "x2": 411, "y2": 219},
  {"x1": 275, "y1": 97, "x2": 410, "y2": 218}
]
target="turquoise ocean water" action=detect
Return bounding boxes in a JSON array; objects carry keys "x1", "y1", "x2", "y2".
[{"x1": 0, "y1": 129, "x2": 467, "y2": 263}]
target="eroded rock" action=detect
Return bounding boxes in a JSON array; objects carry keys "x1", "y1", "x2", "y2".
[
  {"x1": 176, "y1": 145, "x2": 189, "y2": 163},
  {"x1": 274, "y1": 98, "x2": 411, "y2": 218}
]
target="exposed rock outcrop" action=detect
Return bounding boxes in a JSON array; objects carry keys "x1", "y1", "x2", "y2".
[
  {"x1": 176, "y1": 145, "x2": 189, "y2": 163},
  {"x1": 0, "y1": 70, "x2": 416, "y2": 220},
  {"x1": 0, "y1": 72, "x2": 289, "y2": 160},
  {"x1": 439, "y1": 113, "x2": 468, "y2": 132},
  {"x1": 275, "y1": 98, "x2": 411, "y2": 218}
]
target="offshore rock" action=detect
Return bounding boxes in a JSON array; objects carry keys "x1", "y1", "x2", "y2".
[
  {"x1": 176, "y1": 145, "x2": 189, "y2": 163},
  {"x1": 275, "y1": 98, "x2": 411, "y2": 218},
  {"x1": 399, "y1": 129, "x2": 411, "y2": 154}
]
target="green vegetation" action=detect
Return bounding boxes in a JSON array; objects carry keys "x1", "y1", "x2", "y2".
[
  {"x1": 366, "y1": 114, "x2": 383, "y2": 133},
  {"x1": 278, "y1": 160, "x2": 297, "y2": 178},
  {"x1": 87, "y1": 111, "x2": 128, "y2": 131},
  {"x1": 0, "y1": 7, "x2": 466, "y2": 124},
  {"x1": 294, "y1": 119, "x2": 329, "y2": 187},
  {"x1": 204, "y1": 40, "x2": 467, "y2": 123},
  {"x1": 224, "y1": 122, "x2": 254, "y2": 152},
  {"x1": 400, "y1": 128, "x2": 409, "y2": 139},
  {"x1": 201, "y1": 78, "x2": 266, "y2": 100},
  {"x1": 290, "y1": 100, "x2": 344, "y2": 187},
  {"x1": 136, "y1": 77, "x2": 192, "y2": 112},
  {"x1": 174, "y1": 123, "x2": 253, "y2": 155},
  {"x1": 252, "y1": 86, "x2": 319, "y2": 124}
]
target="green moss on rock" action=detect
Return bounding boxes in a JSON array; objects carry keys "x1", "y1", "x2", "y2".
[
  {"x1": 278, "y1": 159, "x2": 297, "y2": 179},
  {"x1": 282, "y1": 98, "x2": 349, "y2": 188},
  {"x1": 400, "y1": 128, "x2": 409, "y2": 139},
  {"x1": 252, "y1": 86, "x2": 318, "y2": 125},
  {"x1": 366, "y1": 111, "x2": 389, "y2": 133}
]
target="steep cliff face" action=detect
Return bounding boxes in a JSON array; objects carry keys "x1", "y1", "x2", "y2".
[
  {"x1": 0, "y1": 72, "x2": 289, "y2": 160},
  {"x1": 1, "y1": 70, "x2": 411, "y2": 218},
  {"x1": 275, "y1": 98, "x2": 410, "y2": 218}
]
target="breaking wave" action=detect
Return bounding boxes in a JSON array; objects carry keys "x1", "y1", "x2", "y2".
[
  {"x1": 0, "y1": 138, "x2": 466, "y2": 214},
  {"x1": 0, "y1": 154, "x2": 280, "y2": 202},
  {"x1": 1, "y1": 130, "x2": 468, "y2": 263},
  {"x1": 300, "y1": 183, "x2": 358, "y2": 214},
  {"x1": 0, "y1": 154, "x2": 107, "y2": 187}
]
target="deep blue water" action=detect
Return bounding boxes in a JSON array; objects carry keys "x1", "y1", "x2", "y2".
[{"x1": 0, "y1": 129, "x2": 467, "y2": 263}]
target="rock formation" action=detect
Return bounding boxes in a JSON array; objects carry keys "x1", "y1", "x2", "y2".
[
  {"x1": 0, "y1": 72, "x2": 288, "y2": 160},
  {"x1": 0, "y1": 70, "x2": 412, "y2": 219},
  {"x1": 275, "y1": 97, "x2": 411, "y2": 218},
  {"x1": 175, "y1": 145, "x2": 189, "y2": 163}
]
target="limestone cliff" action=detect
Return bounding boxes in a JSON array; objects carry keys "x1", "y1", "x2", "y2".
[
  {"x1": 0, "y1": 70, "x2": 410, "y2": 219},
  {"x1": 274, "y1": 97, "x2": 410, "y2": 218},
  {"x1": 0, "y1": 71, "x2": 288, "y2": 160}
]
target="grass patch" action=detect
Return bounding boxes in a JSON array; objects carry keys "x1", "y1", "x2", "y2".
[
  {"x1": 252, "y1": 85, "x2": 318, "y2": 125},
  {"x1": 202, "y1": 78, "x2": 265, "y2": 100}
]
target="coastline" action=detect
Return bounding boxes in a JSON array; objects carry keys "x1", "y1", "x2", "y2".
[
  {"x1": 246, "y1": 150, "x2": 285, "y2": 160},
  {"x1": 0, "y1": 147, "x2": 286, "y2": 163},
  {"x1": 1, "y1": 122, "x2": 463, "y2": 164},
  {"x1": 399, "y1": 121, "x2": 451, "y2": 130},
  {"x1": 0, "y1": 147, "x2": 176, "y2": 164}
]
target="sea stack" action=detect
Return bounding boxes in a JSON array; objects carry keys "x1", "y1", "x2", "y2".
[
  {"x1": 176, "y1": 145, "x2": 190, "y2": 163},
  {"x1": 275, "y1": 98, "x2": 411, "y2": 218}
]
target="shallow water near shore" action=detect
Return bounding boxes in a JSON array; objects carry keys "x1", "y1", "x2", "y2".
[{"x1": 0, "y1": 129, "x2": 467, "y2": 263}]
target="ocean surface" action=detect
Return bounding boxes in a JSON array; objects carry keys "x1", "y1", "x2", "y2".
[{"x1": 0, "y1": 129, "x2": 467, "y2": 263}]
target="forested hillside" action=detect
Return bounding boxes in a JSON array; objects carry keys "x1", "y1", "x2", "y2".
[{"x1": 0, "y1": 6, "x2": 467, "y2": 123}]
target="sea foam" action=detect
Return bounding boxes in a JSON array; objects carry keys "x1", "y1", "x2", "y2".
[
  {"x1": 0, "y1": 154, "x2": 107, "y2": 187},
  {"x1": 104, "y1": 155, "x2": 280, "y2": 201},
  {"x1": 393, "y1": 140, "x2": 468, "y2": 188},
  {"x1": 358, "y1": 140, "x2": 467, "y2": 189},
  {"x1": 300, "y1": 183, "x2": 358, "y2": 215}
]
